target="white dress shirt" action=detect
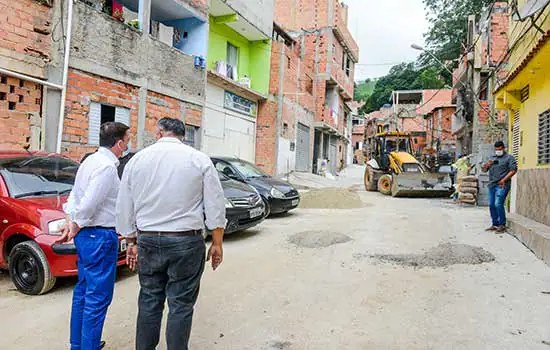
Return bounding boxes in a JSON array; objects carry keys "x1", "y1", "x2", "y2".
[
  {"x1": 64, "y1": 147, "x2": 120, "y2": 228},
  {"x1": 116, "y1": 137, "x2": 227, "y2": 238}
]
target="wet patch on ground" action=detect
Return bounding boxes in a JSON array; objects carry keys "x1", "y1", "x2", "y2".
[
  {"x1": 288, "y1": 230, "x2": 352, "y2": 248},
  {"x1": 370, "y1": 243, "x2": 495, "y2": 268},
  {"x1": 299, "y1": 188, "x2": 365, "y2": 209}
]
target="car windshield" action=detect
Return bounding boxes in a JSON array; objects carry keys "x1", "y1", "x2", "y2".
[
  {"x1": 0, "y1": 156, "x2": 78, "y2": 198},
  {"x1": 230, "y1": 160, "x2": 267, "y2": 178}
]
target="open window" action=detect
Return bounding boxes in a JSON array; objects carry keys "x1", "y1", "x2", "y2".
[{"x1": 88, "y1": 102, "x2": 130, "y2": 145}]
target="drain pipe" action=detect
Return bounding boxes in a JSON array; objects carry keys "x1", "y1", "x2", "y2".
[
  {"x1": 0, "y1": 68, "x2": 63, "y2": 90},
  {"x1": 55, "y1": 0, "x2": 74, "y2": 153}
]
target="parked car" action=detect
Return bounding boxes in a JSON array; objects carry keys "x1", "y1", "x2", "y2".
[
  {"x1": 211, "y1": 157, "x2": 300, "y2": 217},
  {"x1": 0, "y1": 151, "x2": 127, "y2": 295},
  {"x1": 217, "y1": 171, "x2": 265, "y2": 234}
]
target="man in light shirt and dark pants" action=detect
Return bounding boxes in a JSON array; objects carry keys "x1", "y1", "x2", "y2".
[
  {"x1": 60, "y1": 122, "x2": 130, "y2": 350},
  {"x1": 117, "y1": 117, "x2": 226, "y2": 350}
]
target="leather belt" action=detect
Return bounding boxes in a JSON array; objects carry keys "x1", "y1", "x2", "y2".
[{"x1": 138, "y1": 230, "x2": 202, "y2": 237}]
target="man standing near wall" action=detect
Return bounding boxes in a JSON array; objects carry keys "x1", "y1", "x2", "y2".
[
  {"x1": 482, "y1": 141, "x2": 518, "y2": 233},
  {"x1": 60, "y1": 122, "x2": 131, "y2": 350},
  {"x1": 116, "y1": 117, "x2": 226, "y2": 350}
]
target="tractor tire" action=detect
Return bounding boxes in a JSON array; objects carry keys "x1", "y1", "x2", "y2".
[
  {"x1": 364, "y1": 166, "x2": 377, "y2": 192},
  {"x1": 377, "y1": 174, "x2": 393, "y2": 196}
]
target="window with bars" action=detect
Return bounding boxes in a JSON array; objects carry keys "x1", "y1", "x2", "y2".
[
  {"x1": 183, "y1": 125, "x2": 199, "y2": 149},
  {"x1": 512, "y1": 110, "x2": 520, "y2": 160},
  {"x1": 539, "y1": 109, "x2": 550, "y2": 165}
]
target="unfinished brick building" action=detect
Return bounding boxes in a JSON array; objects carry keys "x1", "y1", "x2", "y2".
[
  {"x1": 452, "y1": 2, "x2": 509, "y2": 156},
  {"x1": 0, "y1": 0, "x2": 55, "y2": 151},
  {"x1": 260, "y1": 0, "x2": 359, "y2": 175},
  {"x1": 1, "y1": 0, "x2": 209, "y2": 159}
]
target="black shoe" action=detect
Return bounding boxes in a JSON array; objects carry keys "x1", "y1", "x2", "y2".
[{"x1": 100, "y1": 340, "x2": 106, "y2": 349}]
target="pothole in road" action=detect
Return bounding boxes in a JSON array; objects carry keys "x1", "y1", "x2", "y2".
[
  {"x1": 299, "y1": 188, "x2": 365, "y2": 209},
  {"x1": 269, "y1": 340, "x2": 292, "y2": 349},
  {"x1": 289, "y1": 230, "x2": 352, "y2": 248},
  {"x1": 370, "y1": 243, "x2": 495, "y2": 268}
]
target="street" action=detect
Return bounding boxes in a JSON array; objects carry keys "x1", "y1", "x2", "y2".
[{"x1": 1, "y1": 167, "x2": 550, "y2": 350}]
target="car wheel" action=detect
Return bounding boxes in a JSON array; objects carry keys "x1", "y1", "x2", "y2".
[
  {"x1": 8, "y1": 241, "x2": 56, "y2": 295},
  {"x1": 262, "y1": 197, "x2": 272, "y2": 218}
]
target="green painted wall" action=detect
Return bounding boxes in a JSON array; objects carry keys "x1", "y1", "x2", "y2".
[{"x1": 208, "y1": 18, "x2": 271, "y2": 95}]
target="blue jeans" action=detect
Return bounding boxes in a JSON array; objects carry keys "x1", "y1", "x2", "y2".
[
  {"x1": 71, "y1": 227, "x2": 118, "y2": 350},
  {"x1": 488, "y1": 183, "x2": 511, "y2": 227},
  {"x1": 136, "y1": 234, "x2": 206, "y2": 350}
]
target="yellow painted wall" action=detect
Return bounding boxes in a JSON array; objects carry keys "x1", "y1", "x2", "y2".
[
  {"x1": 507, "y1": 2, "x2": 550, "y2": 74},
  {"x1": 510, "y1": 63, "x2": 550, "y2": 169}
]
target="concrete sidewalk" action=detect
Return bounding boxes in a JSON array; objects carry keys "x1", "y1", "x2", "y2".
[{"x1": 508, "y1": 213, "x2": 550, "y2": 265}]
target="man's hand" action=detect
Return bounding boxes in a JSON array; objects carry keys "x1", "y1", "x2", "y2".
[
  {"x1": 482, "y1": 159, "x2": 494, "y2": 172},
  {"x1": 126, "y1": 244, "x2": 138, "y2": 271},
  {"x1": 56, "y1": 221, "x2": 80, "y2": 244},
  {"x1": 498, "y1": 179, "x2": 506, "y2": 189},
  {"x1": 207, "y1": 243, "x2": 223, "y2": 271}
]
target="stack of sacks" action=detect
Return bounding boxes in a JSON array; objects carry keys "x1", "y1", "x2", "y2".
[{"x1": 458, "y1": 175, "x2": 478, "y2": 205}]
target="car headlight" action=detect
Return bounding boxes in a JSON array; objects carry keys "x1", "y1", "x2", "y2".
[
  {"x1": 270, "y1": 187, "x2": 286, "y2": 199},
  {"x1": 48, "y1": 219, "x2": 66, "y2": 235},
  {"x1": 224, "y1": 198, "x2": 233, "y2": 208}
]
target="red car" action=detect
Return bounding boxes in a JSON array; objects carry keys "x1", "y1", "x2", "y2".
[{"x1": 0, "y1": 151, "x2": 127, "y2": 295}]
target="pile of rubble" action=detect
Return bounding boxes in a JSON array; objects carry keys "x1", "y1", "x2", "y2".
[{"x1": 457, "y1": 175, "x2": 479, "y2": 205}]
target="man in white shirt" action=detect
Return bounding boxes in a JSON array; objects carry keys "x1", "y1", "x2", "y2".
[
  {"x1": 116, "y1": 117, "x2": 226, "y2": 350},
  {"x1": 60, "y1": 122, "x2": 130, "y2": 350}
]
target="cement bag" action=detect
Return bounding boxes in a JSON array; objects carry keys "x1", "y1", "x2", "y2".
[
  {"x1": 458, "y1": 193, "x2": 475, "y2": 201},
  {"x1": 461, "y1": 175, "x2": 478, "y2": 182},
  {"x1": 460, "y1": 187, "x2": 478, "y2": 195},
  {"x1": 460, "y1": 199, "x2": 477, "y2": 205}
]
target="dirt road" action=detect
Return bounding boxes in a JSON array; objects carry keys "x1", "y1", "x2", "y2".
[{"x1": 1, "y1": 167, "x2": 550, "y2": 349}]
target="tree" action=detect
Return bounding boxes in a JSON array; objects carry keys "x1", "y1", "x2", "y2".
[
  {"x1": 362, "y1": 63, "x2": 445, "y2": 114},
  {"x1": 422, "y1": 0, "x2": 494, "y2": 64},
  {"x1": 354, "y1": 78, "x2": 377, "y2": 103}
]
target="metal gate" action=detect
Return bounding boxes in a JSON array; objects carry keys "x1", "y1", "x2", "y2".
[{"x1": 295, "y1": 123, "x2": 310, "y2": 172}]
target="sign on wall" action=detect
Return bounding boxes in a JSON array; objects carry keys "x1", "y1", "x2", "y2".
[{"x1": 224, "y1": 91, "x2": 257, "y2": 117}]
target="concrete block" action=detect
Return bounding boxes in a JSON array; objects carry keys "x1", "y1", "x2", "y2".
[{"x1": 508, "y1": 213, "x2": 550, "y2": 265}]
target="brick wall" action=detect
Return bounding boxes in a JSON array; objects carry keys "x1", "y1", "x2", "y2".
[
  {"x1": 62, "y1": 68, "x2": 139, "y2": 161},
  {"x1": 275, "y1": 0, "x2": 330, "y2": 31},
  {"x1": 0, "y1": 0, "x2": 53, "y2": 77},
  {"x1": 256, "y1": 100, "x2": 278, "y2": 174},
  {"x1": 258, "y1": 36, "x2": 316, "y2": 174},
  {"x1": 144, "y1": 90, "x2": 203, "y2": 146},
  {"x1": 489, "y1": 2, "x2": 509, "y2": 67},
  {"x1": 0, "y1": 74, "x2": 43, "y2": 150}
]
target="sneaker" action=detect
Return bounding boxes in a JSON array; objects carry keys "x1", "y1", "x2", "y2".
[
  {"x1": 485, "y1": 226, "x2": 498, "y2": 231},
  {"x1": 495, "y1": 226, "x2": 507, "y2": 234}
]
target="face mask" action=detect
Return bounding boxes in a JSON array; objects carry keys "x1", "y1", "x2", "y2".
[{"x1": 495, "y1": 150, "x2": 504, "y2": 157}]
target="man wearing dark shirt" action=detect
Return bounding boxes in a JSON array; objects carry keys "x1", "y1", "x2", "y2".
[{"x1": 482, "y1": 141, "x2": 518, "y2": 233}]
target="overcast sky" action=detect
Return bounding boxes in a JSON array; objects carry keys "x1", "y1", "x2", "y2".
[{"x1": 345, "y1": 0, "x2": 430, "y2": 82}]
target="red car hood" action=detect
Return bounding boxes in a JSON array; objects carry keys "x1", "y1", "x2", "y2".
[{"x1": 20, "y1": 195, "x2": 68, "y2": 211}]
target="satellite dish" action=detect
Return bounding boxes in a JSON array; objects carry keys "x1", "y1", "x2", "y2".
[{"x1": 512, "y1": 0, "x2": 550, "y2": 21}]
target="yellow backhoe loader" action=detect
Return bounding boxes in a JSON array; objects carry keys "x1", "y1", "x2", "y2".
[{"x1": 363, "y1": 127, "x2": 453, "y2": 197}]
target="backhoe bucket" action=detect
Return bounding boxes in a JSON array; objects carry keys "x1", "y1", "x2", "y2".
[{"x1": 391, "y1": 172, "x2": 453, "y2": 198}]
